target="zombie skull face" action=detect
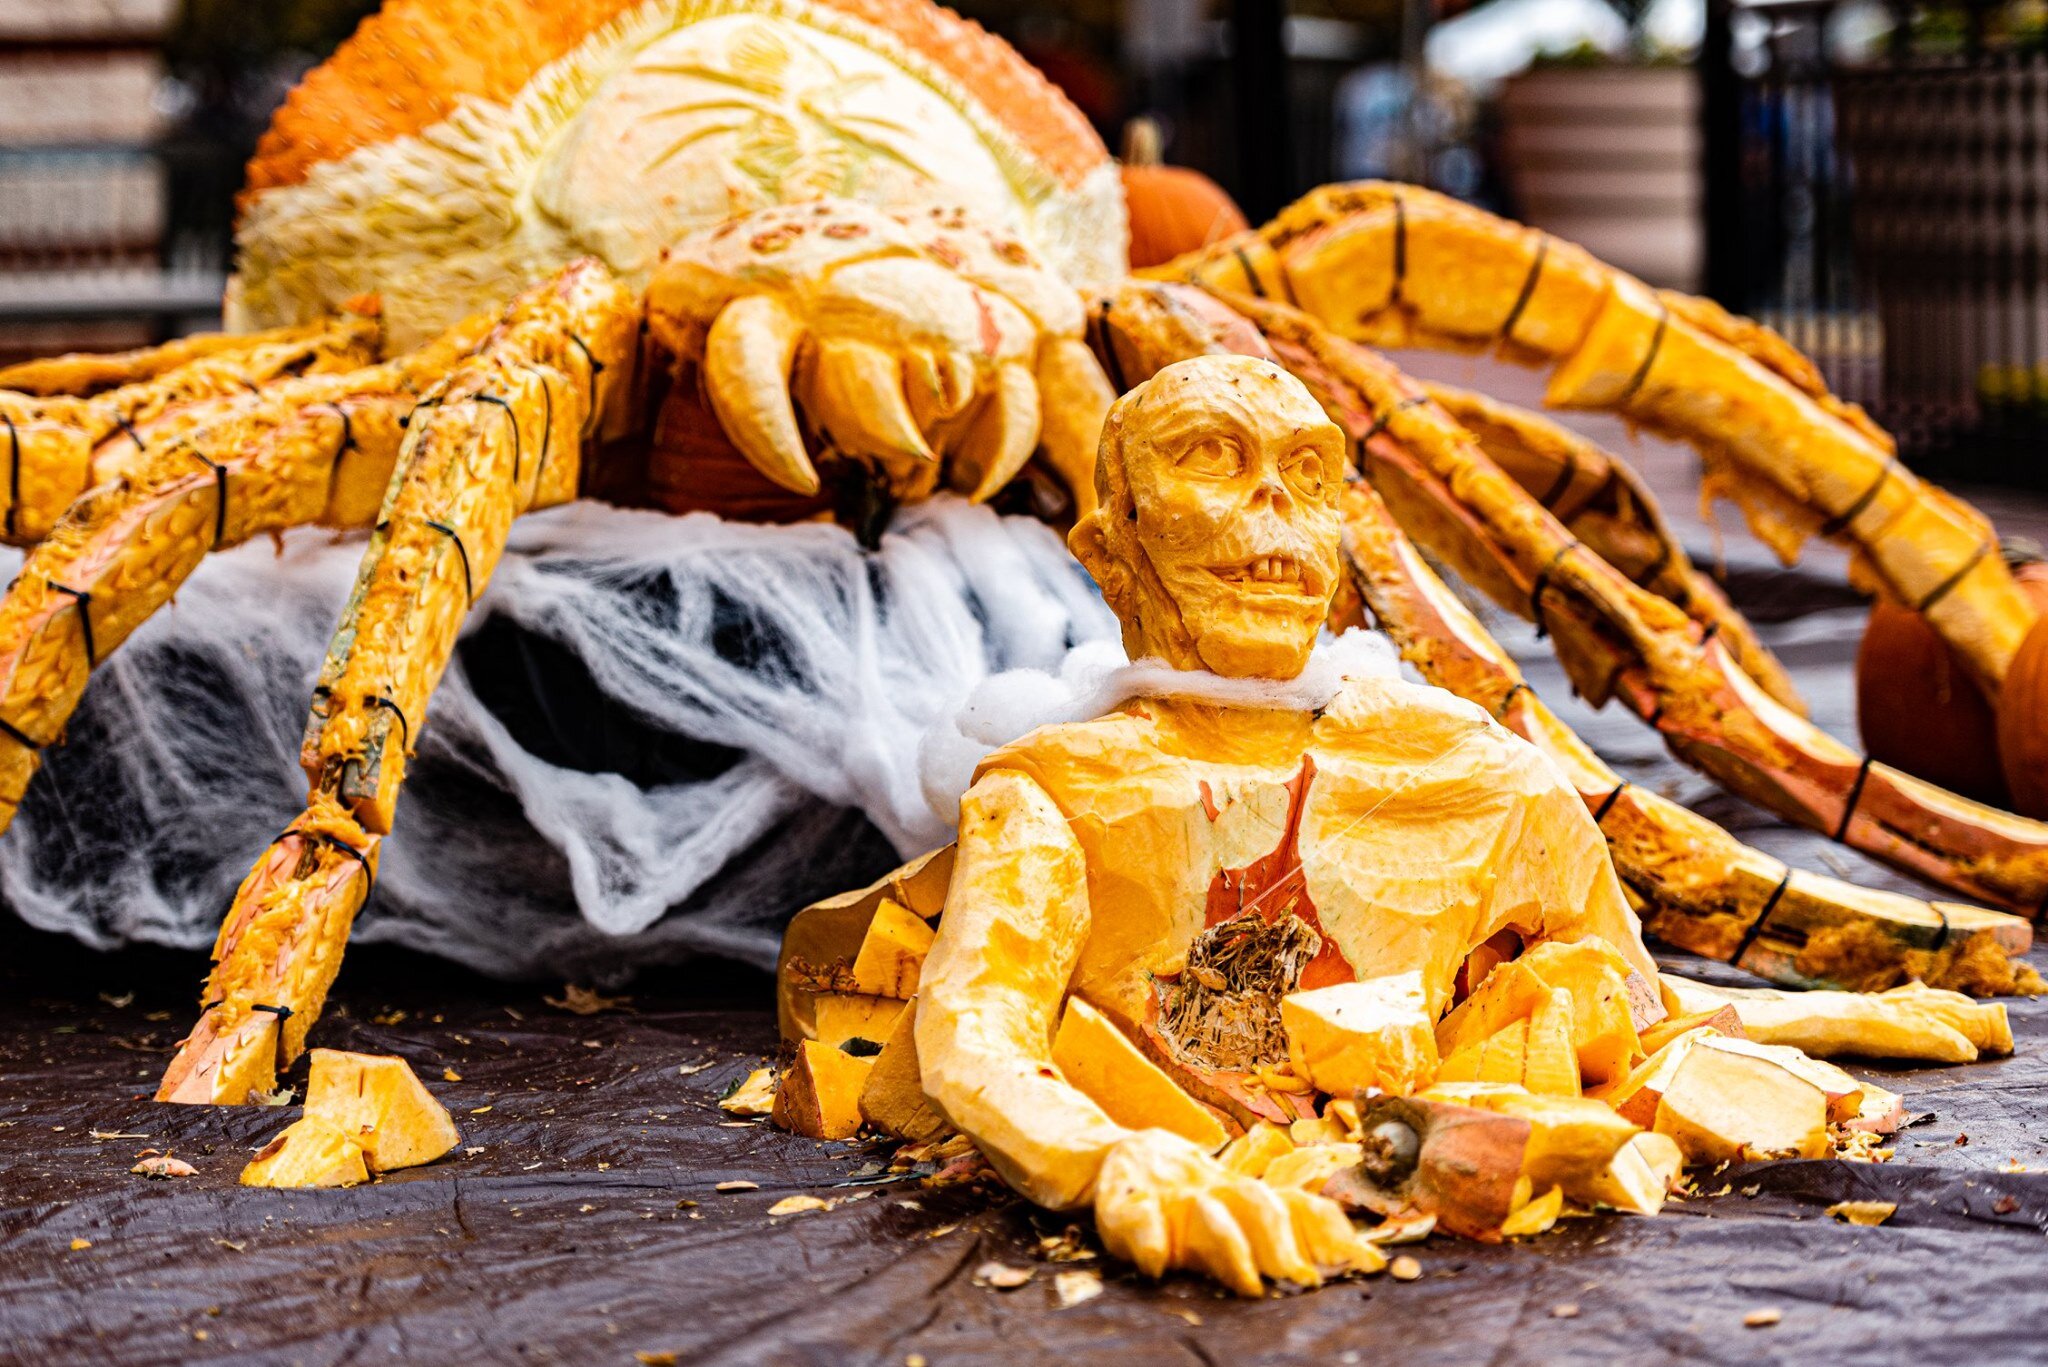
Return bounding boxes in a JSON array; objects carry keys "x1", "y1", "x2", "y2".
[{"x1": 1073, "y1": 356, "x2": 1344, "y2": 679}]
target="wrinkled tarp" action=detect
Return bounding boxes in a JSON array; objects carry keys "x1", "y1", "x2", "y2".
[{"x1": 8, "y1": 364, "x2": 2048, "y2": 1365}]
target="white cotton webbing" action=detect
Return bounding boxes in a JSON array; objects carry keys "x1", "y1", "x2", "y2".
[{"x1": 0, "y1": 496, "x2": 1118, "y2": 978}]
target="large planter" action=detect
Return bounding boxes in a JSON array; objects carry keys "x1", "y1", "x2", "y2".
[{"x1": 1497, "y1": 65, "x2": 1702, "y2": 290}]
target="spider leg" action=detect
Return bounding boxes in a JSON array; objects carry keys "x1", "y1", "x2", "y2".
[
  {"x1": 0, "y1": 314, "x2": 383, "y2": 545},
  {"x1": 0, "y1": 314, "x2": 377, "y2": 399},
  {"x1": 158, "y1": 260, "x2": 636, "y2": 1104}
]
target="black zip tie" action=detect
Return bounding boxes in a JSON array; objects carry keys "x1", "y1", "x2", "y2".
[
  {"x1": 267, "y1": 823, "x2": 376, "y2": 896},
  {"x1": 473, "y1": 392, "x2": 522, "y2": 484},
  {"x1": 1731, "y1": 868, "x2": 1796, "y2": 964},
  {"x1": 1360, "y1": 393, "x2": 1430, "y2": 445},
  {"x1": 1536, "y1": 445, "x2": 1578, "y2": 509},
  {"x1": 1914, "y1": 541, "x2": 1993, "y2": 615},
  {"x1": 566, "y1": 333, "x2": 604, "y2": 413},
  {"x1": 399, "y1": 395, "x2": 447, "y2": 430},
  {"x1": 1591, "y1": 780, "x2": 1630, "y2": 825},
  {"x1": 323, "y1": 403, "x2": 355, "y2": 454},
  {"x1": 1929, "y1": 902, "x2": 1951, "y2": 953},
  {"x1": 1093, "y1": 299, "x2": 1130, "y2": 394},
  {"x1": 1390, "y1": 195, "x2": 1408, "y2": 305},
  {"x1": 1528, "y1": 540, "x2": 1582, "y2": 640},
  {"x1": 1613, "y1": 303, "x2": 1670, "y2": 407},
  {"x1": 1496, "y1": 681, "x2": 1532, "y2": 717},
  {"x1": 368, "y1": 693, "x2": 411, "y2": 751},
  {"x1": 185, "y1": 448, "x2": 228, "y2": 548},
  {"x1": 532, "y1": 370, "x2": 555, "y2": 491},
  {"x1": 113, "y1": 414, "x2": 145, "y2": 454},
  {"x1": 1818, "y1": 457, "x2": 1897, "y2": 537},
  {"x1": 1233, "y1": 245, "x2": 1267, "y2": 299},
  {"x1": 250, "y1": 1002, "x2": 294, "y2": 1022},
  {"x1": 1832, "y1": 754, "x2": 1876, "y2": 843},
  {"x1": 45, "y1": 579, "x2": 94, "y2": 668},
  {"x1": 3, "y1": 412, "x2": 19, "y2": 540},
  {"x1": 0, "y1": 713, "x2": 44, "y2": 750},
  {"x1": 423, "y1": 518, "x2": 475, "y2": 604},
  {"x1": 1497, "y1": 238, "x2": 1550, "y2": 343}
]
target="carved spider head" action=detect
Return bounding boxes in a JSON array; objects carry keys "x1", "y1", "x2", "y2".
[{"x1": 1072, "y1": 355, "x2": 1344, "y2": 680}]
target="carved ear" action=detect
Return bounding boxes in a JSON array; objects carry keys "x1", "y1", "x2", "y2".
[{"x1": 1069, "y1": 512, "x2": 1131, "y2": 615}]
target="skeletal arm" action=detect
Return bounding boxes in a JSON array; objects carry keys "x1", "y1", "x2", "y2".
[{"x1": 919, "y1": 768, "x2": 1384, "y2": 1294}]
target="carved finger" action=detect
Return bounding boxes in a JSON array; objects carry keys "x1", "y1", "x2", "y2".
[
  {"x1": 1280, "y1": 1188, "x2": 1387, "y2": 1276},
  {"x1": 1216, "y1": 1180, "x2": 1321, "y2": 1287},
  {"x1": 1185, "y1": 1191, "x2": 1265, "y2": 1297},
  {"x1": 1097, "y1": 1185, "x2": 1174, "y2": 1279},
  {"x1": 951, "y1": 361, "x2": 1041, "y2": 503},
  {"x1": 802, "y1": 336, "x2": 936, "y2": 477},
  {"x1": 704, "y1": 293, "x2": 817, "y2": 496}
]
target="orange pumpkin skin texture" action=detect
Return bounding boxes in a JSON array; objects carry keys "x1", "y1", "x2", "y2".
[
  {"x1": 2000, "y1": 612, "x2": 2048, "y2": 820},
  {"x1": 245, "y1": 0, "x2": 1108, "y2": 202},
  {"x1": 1117, "y1": 121, "x2": 1248, "y2": 272},
  {"x1": 1859, "y1": 597, "x2": 2008, "y2": 803},
  {"x1": 1862, "y1": 562, "x2": 2048, "y2": 805},
  {"x1": 1121, "y1": 164, "x2": 1250, "y2": 271}
]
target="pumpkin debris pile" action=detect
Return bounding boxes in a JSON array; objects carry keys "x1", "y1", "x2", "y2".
[{"x1": 239, "y1": 1050, "x2": 458, "y2": 1188}]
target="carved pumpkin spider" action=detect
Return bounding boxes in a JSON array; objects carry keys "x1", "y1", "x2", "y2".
[{"x1": 0, "y1": 0, "x2": 2037, "y2": 1109}]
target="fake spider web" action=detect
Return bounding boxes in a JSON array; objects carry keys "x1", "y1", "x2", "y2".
[{"x1": 0, "y1": 496, "x2": 1118, "y2": 979}]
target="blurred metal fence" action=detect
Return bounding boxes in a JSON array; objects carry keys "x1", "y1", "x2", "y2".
[{"x1": 1704, "y1": 0, "x2": 2048, "y2": 483}]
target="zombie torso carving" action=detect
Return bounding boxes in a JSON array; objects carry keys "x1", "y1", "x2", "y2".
[{"x1": 980, "y1": 676, "x2": 1650, "y2": 1123}]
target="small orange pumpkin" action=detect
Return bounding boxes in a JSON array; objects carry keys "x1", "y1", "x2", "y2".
[
  {"x1": 1119, "y1": 118, "x2": 1250, "y2": 271},
  {"x1": 1858, "y1": 551, "x2": 2048, "y2": 806}
]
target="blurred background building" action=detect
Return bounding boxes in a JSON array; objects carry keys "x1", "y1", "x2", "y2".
[{"x1": 0, "y1": 0, "x2": 2042, "y2": 475}]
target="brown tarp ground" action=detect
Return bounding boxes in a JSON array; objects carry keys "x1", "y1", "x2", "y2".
[{"x1": 8, "y1": 412, "x2": 2048, "y2": 1365}]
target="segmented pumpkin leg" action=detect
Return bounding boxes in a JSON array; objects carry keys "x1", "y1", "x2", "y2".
[
  {"x1": 1089, "y1": 280, "x2": 2038, "y2": 993},
  {"x1": 158, "y1": 261, "x2": 636, "y2": 1103},
  {"x1": 0, "y1": 314, "x2": 386, "y2": 545},
  {"x1": 1423, "y1": 381, "x2": 1804, "y2": 717},
  {"x1": 0, "y1": 393, "x2": 414, "y2": 833},
  {"x1": 1228, "y1": 290, "x2": 2048, "y2": 915},
  {"x1": 1163, "y1": 182, "x2": 2037, "y2": 695},
  {"x1": 0, "y1": 315, "x2": 379, "y2": 399}
]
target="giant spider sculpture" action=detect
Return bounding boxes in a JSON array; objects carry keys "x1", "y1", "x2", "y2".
[{"x1": 0, "y1": 0, "x2": 2038, "y2": 1107}]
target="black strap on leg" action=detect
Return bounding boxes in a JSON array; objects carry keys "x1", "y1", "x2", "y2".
[
  {"x1": 44, "y1": 579, "x2": 94, "y2": 668},
  {"x1": 1818, "y1": 457, "x2": 1898, "y2": 538},
  {"x1": 1914, "y1": 541, "x2": 1994, "y2": 615},
  {"x1": 1360, "y1": 393, "x2": 1431, "y2": 446},
  {"x1": 566, "y1": 333, "x2": 605, "y2": 415},
  {"x1": 368, "y1": 693, "x2": 412, "y2": 752},
  {"x1": 423, "y1": 518, "x2": 475, "y2": 604},
  {"x1": 1536, "y1": 445, "x2": 1579, "y2": 509},
  {"x1": 1390, "y1": 194, "x2": 1408, "y2": 306},
  {"x1": 2, "y1": 412, "x2": 19, "y2": 541},
  {"x1": 1495, "y1": 680, "x2": 1533, "y2": 718},
  {"x1": 1497, "y1": 238, "x2": 1550, "y2": 344},
  {"x1": 250, "y1": 1002, "x2": 294, "y2": 1022},
  {"x1": 267, "y1": 822, "x2": 376, "y2": 897},
  {"x1": 113, "y1": 414, "x2": 146, "y2": 454},
  {"x1": 532, "y1": 371, "x2": 555, "y2": 491},
  {"x1": 1833, "y1": 754, "x2": 1876, "y2": 843},
  {"x1": 1232, "y1": 245, "x2": 1267, "y2": 299},
  {"x1": 323, "y1": 403, "x2": 356, "y2": 455},
  {"x1": 473, "y1": 393, "x2": 522, "y2": 485},
  {"x1": 1591, "y1": 780, "x2": 1631, "y2": 825},
  {"x1": 1731, "y1": 868, "x2": 1796, "y2": 964},
  {"x1": 1528, "y1": 539, "x2": 1582, "y2": 639},
  {"x1": 0, "y1": 713, "x2": 44, "y2": 750},
  {"x1": 1929, "y1": 902, "x2": 1951, "y2": 953},
  {"x1": 1613, "y1": 303, "x2": 1671, "y2": 408},
  {"x1": 185, "y1": 448, "x2": 229, "y2": 548}
]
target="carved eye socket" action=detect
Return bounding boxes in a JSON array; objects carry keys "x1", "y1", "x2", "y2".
[
  {"x1": 1285, "y1": 446, "x2": 1331, "y2": 497},
  {"x1": 1175, "y1": 435, "x2": 1244, "y2": 479}
]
